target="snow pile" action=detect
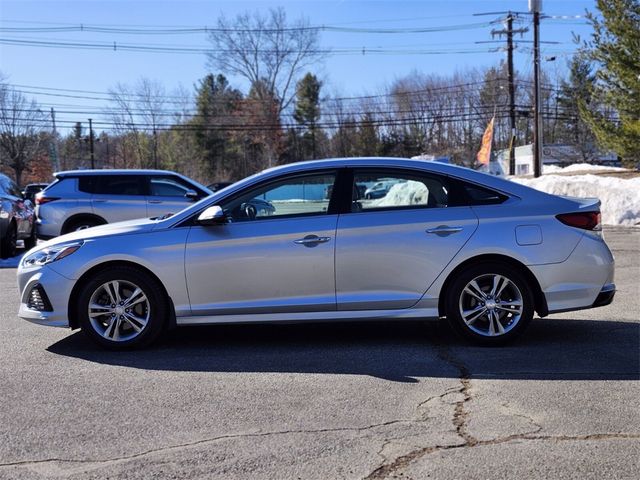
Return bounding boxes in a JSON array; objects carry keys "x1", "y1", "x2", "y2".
[
  {"x1": 514, "y1": 174, "x2": 640, "y2": 226},
  {"x1": 543, "y1": 163, "x2": 628, "y2": 174},
  {"x1": 375, "y1": 180, "x2": 429, "y2": 207}
]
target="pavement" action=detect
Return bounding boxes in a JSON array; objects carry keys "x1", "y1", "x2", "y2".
[{"x1": 0, "y1": 227, "x2": 638, "y2": 479}]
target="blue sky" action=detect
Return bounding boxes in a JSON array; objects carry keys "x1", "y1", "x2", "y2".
[{"x1": 0, "y1": 0, "x2": 596, "y2": 131}]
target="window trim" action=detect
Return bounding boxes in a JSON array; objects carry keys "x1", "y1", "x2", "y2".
[
  {"x1": 180, "y1": 169, "x2": 342, "y2": 227},
  {"x1": 344, "y1": 167, "x2": 458, "y2": 214}
]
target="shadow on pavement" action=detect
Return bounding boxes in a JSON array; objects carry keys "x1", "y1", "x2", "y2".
[{"x1": 47, "y1": 318, "x2": 639, "y2": 382}]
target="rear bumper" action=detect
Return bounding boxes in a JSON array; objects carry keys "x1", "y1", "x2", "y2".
[
  {"x1": 592, "y1": 283, "x2": 616, "y2": 308},
  {"x1": 530, "y1": 232, "x2": 615, "y2": 314}
]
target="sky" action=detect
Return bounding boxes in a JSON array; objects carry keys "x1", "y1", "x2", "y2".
[{"x1": 0, "y1": 0, "x2": 597, "y2": 132}]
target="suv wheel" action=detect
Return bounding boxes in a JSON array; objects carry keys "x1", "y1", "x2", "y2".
[
  {"x1": 63, "y1": 217, "x2": 105, "y2": 234},
  {"x1": 23, "y1": 223, "x2": 37, "y2": 251},
  {"x1": 1, "y1": 223, "x2": 17, "y2": 259}
]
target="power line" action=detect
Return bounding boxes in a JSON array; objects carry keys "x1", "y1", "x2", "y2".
[{"x1": 0, "y1": 20, "x2": 495, "y2": 35}]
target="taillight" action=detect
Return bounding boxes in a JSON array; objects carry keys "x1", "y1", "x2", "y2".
[
  {"x1": 35, "y1": 196, "x2": 59, "y2": 206},
  {"x1": 556, "y1": 212, "x2": 601, "y2": 231}
]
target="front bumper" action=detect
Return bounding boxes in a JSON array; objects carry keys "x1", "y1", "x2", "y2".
[{"x1": 17, "y1": 265, "x2": 74, "y2": 328}]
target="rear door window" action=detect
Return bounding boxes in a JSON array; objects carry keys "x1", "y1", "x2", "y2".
[
  {"x1": 351, "y1": 169, "x2": 450, "y2": 212},
  {"x1": 91, "y1": 176, "x2": 147, "y2": 196}
]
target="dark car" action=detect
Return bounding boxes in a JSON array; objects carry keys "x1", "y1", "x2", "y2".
[
  {"x1": 22, "y1": 183, "x2": 49, "y2": 203},
  {"x1": 208, "y1": 181, "x2": 234, "y2": 192},
  {"x1": 0, "y1": 174, "x2": 36, "y2": 258}
]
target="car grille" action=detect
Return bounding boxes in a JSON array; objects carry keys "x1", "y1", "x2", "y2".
[{"x1": 27, "y1": 284, "x2": 53, "y2": 312}]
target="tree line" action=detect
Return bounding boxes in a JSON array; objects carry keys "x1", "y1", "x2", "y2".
[{"x1": 0, "y1": 0, "x2": 637, "y2": 187}]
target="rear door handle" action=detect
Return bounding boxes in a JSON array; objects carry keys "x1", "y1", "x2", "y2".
[
  {"x1": 294, "y1": 235, "x2": 331, "y2": 246},
  {"x1": 149, "y1": 200, "x2": 163, "y2": 204},
  {"x1": 426, "y1": 225, "x2": 463, "y2": 236},
  {"x1": 93, "y1": 199, "x2": 107, "y2": 203}
]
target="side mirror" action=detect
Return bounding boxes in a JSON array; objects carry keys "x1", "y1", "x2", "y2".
[
  {"x1": 196, "y1": 205, "x2": 227, "y2": 226},
  {"x1": 184, "y1": 189, "x2": 199, "y2": 201}
]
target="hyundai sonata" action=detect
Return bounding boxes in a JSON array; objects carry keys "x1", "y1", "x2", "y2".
[{"x1": 17, "y1": 158, "x2": 615, "y2": 348}]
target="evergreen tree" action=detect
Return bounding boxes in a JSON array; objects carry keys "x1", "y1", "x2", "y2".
[
  {"x1": 579, "y1": 0, "x2": 640, "y2": 166},
  {"x1": 191, "y1": 74, "x2": 242, "y2": 179},
  {"x1": 293, "y1": 73, "x2": 322, "y2": 159},
  {"x1": 557, "y1": 55, "x2": 598, "y2": 161}
]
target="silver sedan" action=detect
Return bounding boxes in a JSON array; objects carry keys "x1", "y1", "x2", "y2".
[{"x1": 16, "y1": 158, "x2": 615, "y2": 348}]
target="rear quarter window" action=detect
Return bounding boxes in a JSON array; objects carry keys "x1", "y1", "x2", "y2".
[{"x1": 460, "y1": 182, "x2": 508, "y2": 205}]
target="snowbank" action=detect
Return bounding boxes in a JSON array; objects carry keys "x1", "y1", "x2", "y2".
[
  {"x1": 375, "y1": 181, "x2": 429, "y2": 207},
  {"x1": 514, "y1": 174, "x2": 640, "y2": 226},
  {"x1": 543, "y1": 163, "x2": 628, "y2": 174}
]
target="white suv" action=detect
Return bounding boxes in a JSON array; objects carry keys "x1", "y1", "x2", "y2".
[{"x1": 35, "y1": 170, "x2": 211, "y2": 239}]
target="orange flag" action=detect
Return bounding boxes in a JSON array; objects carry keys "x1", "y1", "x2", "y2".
[{"x1": 476, "y1": 116, "x2": 494, "y2": 165}]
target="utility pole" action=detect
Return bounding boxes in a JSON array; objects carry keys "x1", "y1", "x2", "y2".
[
  {"x1": 490, "y1": 13, "x2": 528, "y2": 175},
  {"x1": 530, "y1": 0, "x2": 543, "y2": 178},
  {"x1": 88, "y1": 118, "x2": 95, "y2": 169},
  {"x1": 152, "y1": 128, "x2": 158, "y2": 169},
  {"x1": 49, "y1": 108, "x2": 60, "y2": 171}
]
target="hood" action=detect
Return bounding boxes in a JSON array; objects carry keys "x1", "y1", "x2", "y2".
[{"x1": 38, "y1": 217, "x2": 159, "y2": 249}]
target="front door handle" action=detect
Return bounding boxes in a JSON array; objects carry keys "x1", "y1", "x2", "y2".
[
  {"x1": 426, "y1": 225, "x2": 463, "y2": 236},
  {"x1": 148, "y1": 200, "x2": 163, "y2": 204},
  {"x1": 294, "y1": 235, "x2": 331, "y2": 247}
]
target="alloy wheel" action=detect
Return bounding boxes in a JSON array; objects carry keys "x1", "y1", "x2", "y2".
[
  {"x1": 88, "y1": 280, "x2": 150, "y2": 342},
  {"x1": 458, "y1": 273, "x2": 524, "y2": 337}
]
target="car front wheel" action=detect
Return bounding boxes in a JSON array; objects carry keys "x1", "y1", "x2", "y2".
[
  {"x1": 445, "y1": 263, "x2": 534, "y2": 346},
  {"x1": 77, "y1": 266, "x2": 168, "y2": 349}
]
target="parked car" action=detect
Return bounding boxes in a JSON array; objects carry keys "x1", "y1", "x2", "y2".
[
  {"x1": 22, "y1": 183, "x2": 50, "y2": 203},
  {"x1": 35, "y1": 169, "x2": 212, "y2": 239},
  {"x1": 208, "y1": 181, "x2": 234, "y2": 192},
  {"x1": 363, "y1": 179, "x2": 405, "y2": 199},
  {"x1": 17, "y1": 157, "x2": 615, "y2": 349},
  {"x1": 0, "y1": 174, "x2": 36, "y2": 258}
]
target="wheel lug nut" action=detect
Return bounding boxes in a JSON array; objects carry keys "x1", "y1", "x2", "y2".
[{"x1": 111, "y1": 304, "x2": 115, "y2": 308}]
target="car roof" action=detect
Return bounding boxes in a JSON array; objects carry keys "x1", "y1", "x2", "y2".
[{"x1": 54, "y1": 169, "x2": 179, "y2": 177}]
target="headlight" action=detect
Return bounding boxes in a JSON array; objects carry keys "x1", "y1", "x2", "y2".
[{"x1": 22, "y1": 241, "x2": 84, "y2": 267}]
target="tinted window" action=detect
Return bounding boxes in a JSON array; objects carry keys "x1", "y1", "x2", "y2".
[
  {"x1": 222, "y1": 172, "x2": 336, "y2": 222},
  {"x1": 461, "y1": 183, "x2": 508, "y2": 205},
  {"x1": 149, "y1": 175, "x2": 199, "y2": 197},
  {"x1": 352, "y1": 169, "x2": 449, "y2": 212},
  {"x1": 82, "y1": 175, "x2": 146, "y2": 196}
]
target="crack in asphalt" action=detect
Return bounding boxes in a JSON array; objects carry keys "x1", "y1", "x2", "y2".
[
  {"x1": 0, "y1": 419, "x2": 418, "y2": 475},
  {"x1": 2, "y1": 343, "x2": 638, "y2": 478},
  {"x1": 363, "y1": 344, "x2": 640, "y2": 480}
]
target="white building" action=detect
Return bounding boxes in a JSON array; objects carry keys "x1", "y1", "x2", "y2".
[{"x1": 489, "y1": 144, "x2": 619, "y2": 176}]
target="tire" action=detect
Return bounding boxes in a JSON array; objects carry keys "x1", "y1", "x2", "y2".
[
  {"x1": 1, "y1": 222, "x2": 17, "y2": 259},
  {"x1": 23, "y1": 223, "x2": 37, "y2": 251},
  {"x1": 63, "y1": 217, "x2": 105, "y2": 234},
  {"x1": 77, "y1": 266, "x2": 168, "y2": 349},
  {"x1": 445, "y1": 262, "x2": 534, "y2": 346}
]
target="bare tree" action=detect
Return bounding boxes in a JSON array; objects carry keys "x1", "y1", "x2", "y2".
[
  {"x1": 0, "y1": 77, "x2": 46, "y2": 186},
  {"x1": 106, "y1": 78, "x2": 167, "y2": 168},
  {"x1": 206, "y1": 7, "x2": 324, "y2": 115}
]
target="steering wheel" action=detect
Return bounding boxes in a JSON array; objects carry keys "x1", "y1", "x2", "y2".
[{"x1": 241, "y1": 202, "x2": 257, "y2": 220}]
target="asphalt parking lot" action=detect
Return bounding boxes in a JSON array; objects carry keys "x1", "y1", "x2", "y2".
[{"x1": 0, "y1": 227, "x2": 638, "y2": 479}]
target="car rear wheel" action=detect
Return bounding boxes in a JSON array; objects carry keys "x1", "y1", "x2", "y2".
[
  {"x1": 77, "y1": 266, "x2": 167, "y2": 349},
  {"x1": 445, "y1": 263, "x2": 534, "y2": 346},
  {"x1": 63, "y1": 217, "x2": 105, "y2": 234},
  {"x1": 1, "y1": 222, "x2": 17, "y2": 259}
]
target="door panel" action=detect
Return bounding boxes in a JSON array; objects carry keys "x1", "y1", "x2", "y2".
[
  {"x1": 146, "y1": 196, "x2": 192, "y2": 218},
  {"x1": 185, "y1": 215, "x2": 338, "y2": 315},
  {"x1": 89, "y1": 175, "x2": 147, "y2": 222},
  {"x1": 336, "y1": 208, "x2": 477, "y2": 310}
]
